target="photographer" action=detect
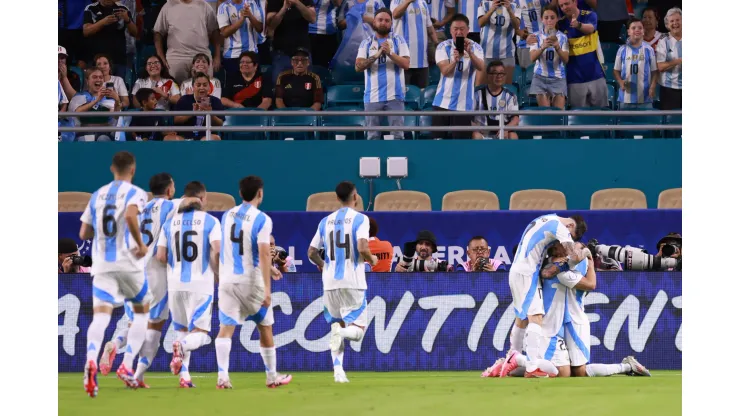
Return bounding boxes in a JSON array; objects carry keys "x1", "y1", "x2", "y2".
[
  {"x1": 456, "y1": 236, "x2": 506, "y2": 272},
  {"x1": 270, "y1": 235, "x2": 297, "y2": 273},
  {"x1": 656, "y1": 232, "x2": 681, "y2": 271},
  {"x1": 395, "y1": 230, "x2": 452, "y2": 272},
  {"x1": 58, "y1": 238, "x2": 91, "y2": 273},
  {"x1": 587, "y1": 236, "x2": 680, "y2": 272}
]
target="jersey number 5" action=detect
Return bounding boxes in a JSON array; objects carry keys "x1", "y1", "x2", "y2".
[
  {"x1": 175, "y1": 230, "x2": 198, "y2": 262},
  {"x1": 328, "y1": 230, "x2": 351, "y2": 261},
  {"x1": 141, "y1": 219, "x2": 154, "y2": 246}
]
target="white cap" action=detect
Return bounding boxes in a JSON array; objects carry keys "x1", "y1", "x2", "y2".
[{"x1": 58, "y1": 45, "x2": 68, "y2": 56}]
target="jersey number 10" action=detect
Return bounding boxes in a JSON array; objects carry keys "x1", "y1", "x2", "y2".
[{"x1": 328, "y1": 230, "x2": 351, "y2": 261}]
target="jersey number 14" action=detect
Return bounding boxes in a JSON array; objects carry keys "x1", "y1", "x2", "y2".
[{"x1": 329, "y1": 231, "x2": 351, "y2": 261}]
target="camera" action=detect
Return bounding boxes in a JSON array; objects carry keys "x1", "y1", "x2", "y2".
[
  {"x1": 274, "y1": 246, "x2": 288, "y2": 261},
  {"x1": 587, "y1": 239, "x2": 678, "y2": 271},
  {"x1": 69, "y1": 255, "x2": 92, "y2": 267},
  {"x1": 474, "y1": 257, "x2": 488, "y2": 271},
  {"x1": 398, "y1": 241, "x2": 449, "y2": 272},
  {"x1": 661, "y1": 242, "x2": 680, "y2": 257}
]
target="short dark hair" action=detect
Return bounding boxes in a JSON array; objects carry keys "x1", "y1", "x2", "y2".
[
  {"x1": 570, "y1": 214, "x2": 588, "y2": 241},
  {"x1": 451, "y1": 13, "x2": 469, "y2": 26},
  {"x1": 543, "y1": 4, "x2": 560, "y2": 16},
  {"x1": 239, "y1": 51, "x2": 259, "y2": 65},
  {"x1": 369, "y1": 217, "x2": 379, "y2": 237},
  {"x1": 467, "y1": 236, "x2": 488, "y2": 247},
  {"x1": 59, "y1": 238, "x2": 78, "y2": 255},
  {"x1": 112, "y1": 151, "x2": 136, "y2": 172},
  {"x1": 486, "y1": 60, "x2": 505, "y2": 73},
  {"x1": 335, "y1": 181, "x2": 356, "y2": 203},
  {"x1": 184, "y1": 181, "x2": 206, "y2": 197},
  {"x1": 239, "y1": 176, "x2": 264, "y2": 201},
  {"x1": 375, "y1": 7, "x2": 392, "y2": 19},
  {"x1": 191, "y1": 53, "x2": 211, "y2": 65},
  {"x1": 93, "y1": 53, "x2": 113, "y2": 67},
  {"x1": 626, "y1": 16, "x2": 643, "y2": 30},
  {"x1": 135, "y1": 88, "x2": 156, "y2": 106},
  {"x1": 149, "y1": 173, "x2": 173, "y2": 195},
  {"x1": 641, "y1": 6, "x2": 659, "y2": 19},
  {"x1": 193, "y1": 71, "x2": 210, "y2": 84}
]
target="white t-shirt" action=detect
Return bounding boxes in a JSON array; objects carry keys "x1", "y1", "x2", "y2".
[
  {"x1": 310, "y1": 207, "x2": 370, "y2": 291},
  {"x1": 131, "y1": 78, "x2": 181, "y2": 110}
]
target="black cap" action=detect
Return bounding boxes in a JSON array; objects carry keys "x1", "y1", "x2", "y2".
[
  {"x1": 413, "y1": 230, "x2": 438, "y2": 253},
  {"x1": 292, "y1": 47, "x2": 310, "y2": 58},
  {"x1": 59, "y1": 238, "x2": 79, "y2": 254},
  {"x1": 656, "y1": 232, "x2": 682, "y2": 250}
]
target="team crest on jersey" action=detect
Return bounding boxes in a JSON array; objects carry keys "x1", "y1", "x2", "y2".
[
  {"x1": 255, "y1": 80, "x2": 261, "y2": 88},
  {"x1": 499, "y1": 99, "x2": 506, "y2": 108},
  {"x1": 305, "y1": 83, "x2": 312, "y2": 90}
]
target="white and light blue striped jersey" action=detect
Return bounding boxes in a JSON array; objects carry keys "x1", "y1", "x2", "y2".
[
  {"x1": 339, "y1": 0, "x2": 383, "y2": 29},
  {"x1": 513, "y1": 0, "x2": 551, "y2": 48},
  {"x1": 510, "y1": 214, "x2": 574, "y2": 276},
  {"x1": 58, "y1": 80, "x2": 68, "y2": 105},
  {"x1": 530, "y1": 30, "x2": 569, "y2": 79},
  {"x1": 656, "y1": 34, "x2": 681, "y2": 89},
  {"x1": 80, "y1": 181, "x2": 149, "y2": 275},
  {"x1": 614, "y1": 41, "x2": 657, "y2": 104},
  {"x1": 391, "y1": 0, "x2": 434, "y2": 69},
  {"x1": 357, "y1": 34, "x2": 410, "y2": 103},
  {"x1": 479, "y1": 2, "x2": 516, "y2": 59},
  {"x1": 219, "y1": 203, "x2": 273, "y2": 284},
  {"x1": 432, "y1": 38, "x2": 484, "y2": 111},
  {"x1": 217, "y1": 0, "x2": 264, "y2": 58},
  {"x1": 429, "y1": 0, "x2": 455, "y2": 32},
  {"x1": 158, "y1": 209, "x2": 221, "y2": 295},
  {"x1": 541, "y1": 259, "x2": 589, "y2": 338},
  {"x1": 309, "y1": 0, "x2": 339, "y2": 35},
  {"x1": 139, "y1": 197, "x2": 183, "y2": 268},
  {"x1": 257, "y1": 0, "x2": 267, "y2": 44},
  {"x1": 309, "y1": 207, "x2": 370, "y2": 291},
  {"x1": 459, "y1": 0, "x2": 483, "y2": 32}
]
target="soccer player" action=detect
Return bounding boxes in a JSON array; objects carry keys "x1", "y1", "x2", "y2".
[
  {"x1": 614, "y1": 17, "x2": 658, "y2": 110},
  {"x1": 478, "y1": 0, "x2": 519, "y2": 85},
  {"x1": 390, "y1": 0, "x2": 438, "y2": 89},
  {"x1": 156, "y1": 181, "x2": 222, "y2": 388},
  {"x1": 215, "y1": 176, "x2": 293, "y2": 389},
  {"x1": 307, "y1": 181, "x2": 378, "y2": 383},
  {"x1": 528, "y1": 5, "x2": 569, "y2": 109},
  {"x1": 355, "y1": 8, "x2": 411, "y2": 140},
  {"x1": 79, "y1": 151, "x2": 151, "y2": 397},
  {"x1": 513, "y1": 0, "x2": 551, "y2": 68}
]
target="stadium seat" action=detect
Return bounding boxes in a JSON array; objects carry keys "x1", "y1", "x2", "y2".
[
  {"x1": 205, "y1": 192, "x2": 236, "y2": 211},
  {"x1": 417, "y1": 115, "x2": 434, "y2": 140},
  {"x1": 607, "y1": 82, "x2": 617, "y2": 110},
  {"x1": 271, "y1": 108, "x2": 318, "y2": 140},
  {"x1": 403, "y1": 113, "x2": 418, "y2": 140},
  {"x1": 374, "y1": 191, "x2": 432, "y2": 212},
  {"x1": 567, "y1": 108, "x2": 615, "y2": 138},
  {"x1": 405, "y1": 85, "x2": 423, "y2": 110},
  {"x1": 519, "y1": 83, "x2": 536, "y2": 107},
  {"x1": 509, "y1": 189, "x2": 567, "y2": 210},
  {"x1": 663, "y1": 114, "x2": 682, "y2": 138},
  {"x1": 423, "y1": 85, "x2": 437, "y2": 109},
  {"x1": 58, "y1": 192, "x2": 92, "y2": 212},
  {"x1": 590, "y1": 188, "x2": 647, "y2": 210},
  {"x1": 331, "y1": 65, "x2": 364, "y2": 85},
  {"x1": 657, "y1": 188, "x2": 682, "y2": 209},
  {"x1": 306, "y1": 192, "x2": 364, "y2": 211},
  {"x1": 517, "y1": 109, "x2": 564, "y2": 139},
  {"x1": 514, "y1": 66, "x2": 525, "y2": 86},
  {"x1": 319, "y1": 106, "x2": 365, "y2": 140},
  {"x1": 603, "y1": 62, "x2": 616, "y2": 83},
  {"x1": 616, "y1": 110, "x2": 663, "y2": 138},
  {"x1": 260, "y1": 65, "x2": 272, "y2": 76},
  {"x1": 69, "y1": 66, "x2": 84, "y2": 84},
  {"x1": 441, "y1": 190, "x2": 500, "y2": 211},
  {"x1": 223, "y1": 108, "x2": 269, "y2": 140},
  {"x1": 326, "y1": 85, "x2": 365, "y2": 108},
  {"x1": 311, "y1": 65, "x2": 333, "y2": 87},
  {"x1": 429, "y1": 65, "x2": 441, "y2": 85},
  {"x1": 600, "y1": 42, "x2": 621, "y2": 64},
  {"x1": 524, "y1": 64, "x2": 534, "y2": 85}
]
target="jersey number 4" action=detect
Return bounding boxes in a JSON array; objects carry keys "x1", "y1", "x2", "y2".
[
  {"x1": 175, "y1": 230, "x2": 198, "y2": 262},
  {"x1": 328, "y1": 231, "x2": 351, "y2": 261}
]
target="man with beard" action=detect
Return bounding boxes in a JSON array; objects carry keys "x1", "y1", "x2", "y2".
[
  {"x1": 355, "y1": 8, "x2": 411, "y2": 140},
  {"x1": 394, "y1": 230, "x2": 452, "y2": 272}
]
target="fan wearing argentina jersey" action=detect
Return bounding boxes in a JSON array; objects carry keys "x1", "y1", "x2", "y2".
[
  {"x1": 614, "y1": 18, "x2": 658, "y2": 110},
  {"x1": 156, "y1": 181, "x2": 222, "y2": 388},
  {"x1": 656, "y1": 7, "x2": 681, "y2": 110},
  {"x1": 513, "y1": 0, "x2": 550, "y2": 68},
  {"x1": 309, "y1": 0, "x2": 342, "y2": 68},
  {"x1": 528, "y1": 6, "x2": 569, "y2": 108},
  {"x1": 458, "y1": 0, "x2": 483, "y2": 42},
  {"x1": 218, "y1": 0, "x2": 265, "y2": 77},
  {"x1": 477, "y1": 0, "x2": 519, "y2": 85},
  {"x1": 390, "y1": 0, "x2": 438, "y2": 89},
  {"x1": 307, "y1": 181, "x2": 378, "y2": 384},
  {"x1": 79, "y1": 151, "x2": 151, "y2": 397},
  {"x1": 356, "y1": 8, "x2": 411, "y2": 140},
  {"x1": 427, "y1": 0, "x2": 456, "y2": 66},
  {"x1": 472, "y1": 60, "x2": 519, "y2": 139},
  {"x1": 431, "y1": 14, "x2": 485, "y2": 139},
  {"x1": 215, "y1": 176, "x2": 293, "y2": 390},
  {"x1": 338, "y1": 0, "x2": 383, "y2": 32}
]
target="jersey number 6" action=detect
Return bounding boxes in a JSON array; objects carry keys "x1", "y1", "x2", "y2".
[{"x1": 328, "y1": 230, "x2": 351, "y2": 261}]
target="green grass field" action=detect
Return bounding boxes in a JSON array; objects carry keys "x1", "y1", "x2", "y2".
[{"x1": 59, "y1": 371, "x2": 681, "y2": 416}]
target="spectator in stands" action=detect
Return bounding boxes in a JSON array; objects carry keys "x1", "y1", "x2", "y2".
[
  {"x1": 355, "y1": 8, "x2": 410, "y2": 140},
  {"x1": 557, "y1": 0, "x2": 609, "y2": 108},
  {"x1": 337, "y1": 0, "x2": 381, "y2": 31},
  {"x1": 472, "y1": 60, "x2": 519, "y2": 139},
  {"x1": 428, "y1": 0, "x2": 456, "y2": 66},
  {"x1": 130, "y1": 88, "x2": 184, "y2": 141},
  {"x1": 456, "y1": 236, "x2": 506, "y2": 271},
  {"x1": 513, "y1": 0, "x2": 550, "y2": 70},
  {"x1": 222, "y1": 51, "x2": 274, "y2": 109},
  {"x1": 431, "y1": 14, "x2": 485, "y2": 139},
  {"x1": 174, "y1": 72, "x2": 225, "y2": 141},
  {"x1": 154, "y1": 0, "x2": 222, "y2": 84},
  {"x1": 647, "y1": 0, "x2": 680, "y2": 32},
  {"x1": 69, "y1": 68, "x2": 122, "y2": 141},
  {"x1": 266, "y1": 0, "x2": 317, "y2": 85},
  {"x1": 270, "y1": 235, "x2": 297, "y2": 273},
  {"x1": 368, "y1": 217, "x2": 393, "y2": 272},
  {"x1": 131, "y1": 55, "x2": 181, "y2": 110},
  {"x1": 59, "y1": 238, "x2": 90, "y2": 274},
  {"x1": 83, "y1": 0, "x2": 137, "y2": 67},
  {"x1": 309, "y1": 0, "x2": 342, "y2": 68},
  {"x1": 641, "y1": 7, "x2": 665, "y2": 51},
  {"x1": 458, "y1": 0, "x2": 482, "y2": 43},
  {"x1": 218, "y1": 0, "x2": 265, "y2": 77},
  {"x1": 478, "y1": 0, "x2": 519, "y2": 85},
  {"x1": 59, "y1": 0, "x2": 89, "y2": 68},
  {"x1": 119, "y1": 0, "x2": 139, "y2": 68},
  {"x1": 614, "y1": 17, "x2": 658, "y2": 109},
  {"x1": 528, "y1": 6, "x2": 569, "y2": 109},
  {"x1": 595, "y1": 0, "x2": 629, "y2": 43},
  {"x1": 93, "y1": 54, "x2": 130, "y2": 109},
  {"x1": 179, "y1": 54, "x2": 224, "y2": 98},
  {"x1": 656, "y1": 7, "x2": 681, "y2": 110},
  {"x1": 58, "y1": 46, "x2": 79, "y2": 99},
  {"x1": 275, "y1": 48, "x2": 324, "y2": 110},
  {"x1": 391, "y1": 0, "x2": 439, "y2": 89}
]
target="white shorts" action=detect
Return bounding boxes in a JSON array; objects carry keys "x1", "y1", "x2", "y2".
[
  {"x1": 563, "y1": 321, "x2": 591, "y2": 367},
  {"x1": 218, "y1": 282, "x2": 274, "y2": 327},
  {"x1": 146, "y1": 263, "x2": 169, "y2": 322},
  {"x1": 169, "y1": 291, "x2": 213, "y2": 332},
  {"x1": 509, "y1": 270, "x2": 544, "y2": 320},
  {"x1": 323, "y1": 289, "x2": 368, "y2": 327},
  {"x1": 545, "y1": 336, "x2": 571, "y2": 367},
  {"x1": 92, "y1": 270, "x2": 152, "y2": 309}
]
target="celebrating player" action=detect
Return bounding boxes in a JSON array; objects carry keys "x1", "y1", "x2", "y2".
[
  {"x1": 156, "y1": 181, "x2": 222, "y2": 388},
  {"x1": 79, "y1": 151, "x2": 151, "y2": 397},
  {"x1": 307, "y1": 181, "x2": 378, "y2": 383},
  {"x1": 215, "y1": 176, "x2": 293, "y2": 389}
]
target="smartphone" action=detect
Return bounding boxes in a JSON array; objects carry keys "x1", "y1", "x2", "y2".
[
  {"x1": 455, "y1": 36, "x2": 465, "y2": 54},
  {"x1": 105, "y1": 82, "x2": 114, "y2": 89}
]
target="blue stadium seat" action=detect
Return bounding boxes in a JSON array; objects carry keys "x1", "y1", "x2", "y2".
[
  {"x1": 567, "y1": 108, "x2": 615, "y2": 139},
  {"x1": 524, "y1": 64, "x2": 535, "y2": 85},
  {"x1": 319, "y1": 106, "x2": 365, "y2": 140},
  {"x1": 223, "y1": 108, "x2": 268, "y2": 140},
  {"x1": 326, "y1": 85, "x2": 365, "y2": 108},
  {"x1": 331, "y1": 65, "x2": 364, "y2": 85},
  {"x1": 603, "y1": 62, "x2": 616, "y2": 83},
  {"x1": 260, "y1": 65, "x2": 272, "y2": 77},
  {"x1": 417, "y1": 115, "x2": 434, "y2": 140},
  {"x1": 600, "y1": 42, "x2": 621, "y2": 64},
  {"x1": 405, "y1": 85, "x2": 423, "y2": 110},
  {"x1": 514, "y1": 66, "x2": 525, "y2": 86},
  {"x1": 403, "y1": 113, "x2": 418, "y2": 140},
  {"x1": 311, "y1": 65, "x2": 333, "y2": 87},
  {"x1": 423, "y1": 85, "x2": 437, "y2": 109},
  {"x1": 652, "y1": 86, "x2": 661, "y2": 109},
  {"x1": 69, "y1": 66, "x2": 84, "y2": 85},
  {"x1": 663, "y1": 114, "x2": 682, "y2": 138},
  {"x1": 517, "y1": 110, "x2": 564, "y2": 139},
  {"x1": 607, "y1": 82, "x2": 617, "y2": 110},
  {"x1": 616, "y1": 109, "x2": 663, "y2": 139},
  {"x1": 429, "y1": 65, "x2": 441, "y2": 85},
  {"x1": 519, "y1": 83, "x2": 537, "y2": 108},
  {"x1": 271, "y1": 108, "x2": 318, "y2": 140}
]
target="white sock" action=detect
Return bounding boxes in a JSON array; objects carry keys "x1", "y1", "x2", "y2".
[
  {"x1": 515, "y1": 352, "x2": 528, "y2": 367},
  {"x1": 586, "y1": 363, "x2": 631, "y2": 377},
  {"x1": 113, "y1": 327, "x2": 129, "y2": 350},
  {"x1": 181, "y1": 332, "x2": 209, "y2": 352},
  {"x1": 510, "y1": 325, "x2": 526, "y2": 353},
  {"x1": 331, "y1": 341, "x2": 345, "y2": 371},
  {"x1": 134, "y1": 329, "x2": 161, "y2": 380},
  {"x1": 339, "y1": 326, "x2": 364, "y2": 342},
  {"x1": 86, "y1": 313, "x2": 112, "y2": 362},
  {"x1": 181, "y1": 350, "x2": 192, "y2": 381},
  {"x1": 215, "y1": 338, "x2": 232, "y2": 379},
  {"x1": 122, "y1": 313, "x2": 147, "y2": 369},
  {"x1": 524, "y1": 323, "x2": 545, "y2": 372},
  {"x1": 260, "y1": 346, "x2": 277, "y2": 378}
]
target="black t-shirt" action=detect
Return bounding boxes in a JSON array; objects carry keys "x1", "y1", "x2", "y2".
[
  {"x1": 223, "y1": 72, "x2": 274, "y2": 108},
  {"x1": 267, "y1": 0, "x2": 314, "y2": 54},
  {"x1": 174, "y1": 95, "x2": 226, "y2": 139},
  {"x1": 275, "y1": 71, "x2": 324, "y2": 108},
  {"x1": 129, "y1": 115, "x2": 166, "y2": 141},
  {"x1": 83, "y1": 2, "x2": 132, "y2": 64}
]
